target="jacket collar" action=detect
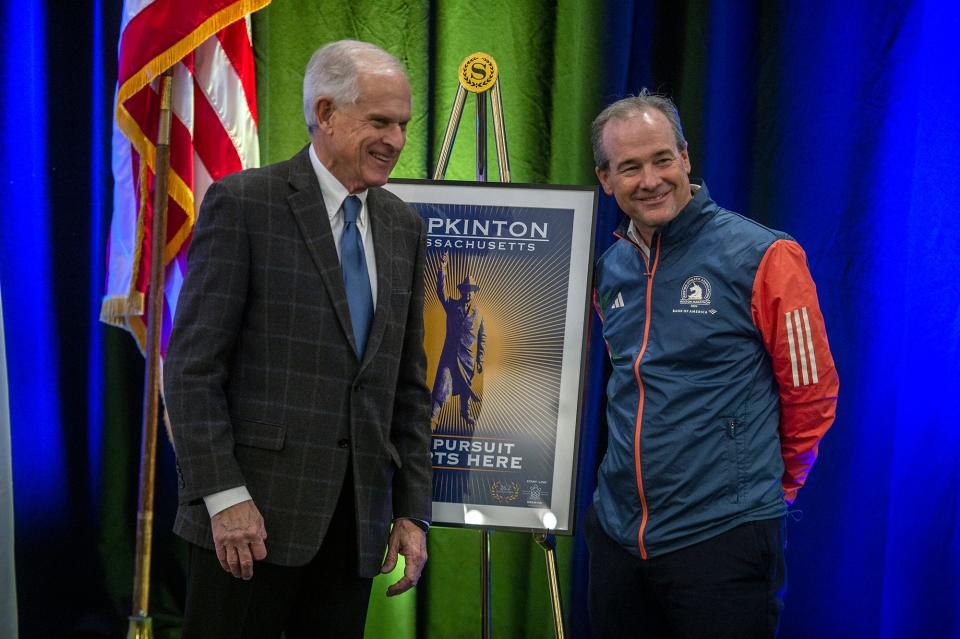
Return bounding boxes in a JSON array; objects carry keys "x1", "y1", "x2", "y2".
[
  {"x1": 285, "y1": 145, "x2": 361, "y2": 357},
  {"x1": 615, "y1": 180, "x2": 718, "y2": 247},
  {"x1": 360, "y1": 186, "x2": 394, "y2": 368}
]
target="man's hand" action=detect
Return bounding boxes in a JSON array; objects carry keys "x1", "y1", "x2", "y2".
[
  {"x1": 380, "y1": 518, "x2": 428, "y2": 596},
  {"x1": 211, "y1": 499, "x2": 268, "y2": 580}
]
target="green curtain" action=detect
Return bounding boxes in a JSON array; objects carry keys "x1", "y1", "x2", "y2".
[
  {"x1": 253, "y1": 2, "x2": 604, "y2": 636},
  {"x1": 253, "y1": 0, "x2": 603, "y2": 184}
]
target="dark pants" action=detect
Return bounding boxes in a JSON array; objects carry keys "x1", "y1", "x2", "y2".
[
  {"x1": 181, "y1": 470, "x2": 373, "y2": 639},
  {"x1": 585, "y1": 504, "x2": 785, "y2": 639}
]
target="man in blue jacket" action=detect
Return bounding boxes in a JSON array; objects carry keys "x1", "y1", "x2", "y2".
[{"x1": 587, "y1": 91, "x2": 839, "y2": 638}]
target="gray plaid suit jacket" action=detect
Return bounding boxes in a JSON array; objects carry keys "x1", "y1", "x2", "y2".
[{"x1": 164, "y1": 145, "x2": 432, "y2": 576}]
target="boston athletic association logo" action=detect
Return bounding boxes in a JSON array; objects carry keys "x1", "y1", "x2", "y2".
[{"x1": 679, "y1": 276, "x2": 712, "y2": 308}]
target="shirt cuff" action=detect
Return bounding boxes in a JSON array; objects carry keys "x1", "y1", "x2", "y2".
[
  {"x1": 395, "y1": 517, "x2": 430, "y2": 533},
  {"x1": 203, "y1": 486, "x2": 252, "y2": 518}
]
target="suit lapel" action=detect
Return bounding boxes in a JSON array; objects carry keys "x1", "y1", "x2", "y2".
[
  {"x1": 285, "y1": 146, "x2": 359, "y2": 356},
  {"x1": 360, "y1": 187, "x2": 395, "y2": 369}
]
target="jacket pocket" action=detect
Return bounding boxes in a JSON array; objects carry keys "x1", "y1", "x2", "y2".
[
  {"x1": 233, "y1": 419, "x2": 286, "y2": 451},
  {"x1": 384, "y1": 441, "x2": 403, "y2": 468},
  {"x1": 723, "y1": 417, "x2": 743, "y2": 504}
]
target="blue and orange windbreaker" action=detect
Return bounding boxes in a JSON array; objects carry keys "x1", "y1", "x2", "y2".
[{"x1": 592, "y1": 183, "x2": 839, "y2": 559}]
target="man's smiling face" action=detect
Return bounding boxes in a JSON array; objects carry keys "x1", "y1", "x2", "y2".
[
  {"x1": 315, "y1": 69, "x2": 411, "y2": 193},
  {"x1": 596, "y1": 108, "x2": 692, "y2": 245}
]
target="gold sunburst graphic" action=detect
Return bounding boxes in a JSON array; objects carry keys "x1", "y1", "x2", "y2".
[
  {"x1": 416, "y1": 199, "x2": 577, "y2": 507},
  {"x1": 423, "y1": 236, "x2": 569, "y2": 459}
]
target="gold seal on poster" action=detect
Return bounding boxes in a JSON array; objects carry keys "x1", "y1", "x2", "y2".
[
  {"x1": 458, "y1": 52, "x2": 498, "y2": 93},
  {"x1": 490, "y1": 480, "x2": 520, "y2": 503}
]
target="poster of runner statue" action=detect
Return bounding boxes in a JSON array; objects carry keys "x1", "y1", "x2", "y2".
[{"x1": 385, "y1": 180, "x2": 597, "y2": 533}]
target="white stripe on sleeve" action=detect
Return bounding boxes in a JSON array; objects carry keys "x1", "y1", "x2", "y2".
[
  {"x1": 785, "y1": 312, "x2": 800, "y2": 387},
  {"x1": 801, "y1": 307, "x2": 819, "y2": 384},
  {"x1": 792, "y1": 309, "x2": 810, "y2": 385}
]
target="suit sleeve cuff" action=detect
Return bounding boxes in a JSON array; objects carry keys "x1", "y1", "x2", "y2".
[{"x1": 203, "y1": 486, "x2": 252, "y2": 518}]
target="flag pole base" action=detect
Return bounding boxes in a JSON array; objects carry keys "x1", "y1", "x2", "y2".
[{"x1": 126, "y1": 614, "x2": 153, "y2": 639}]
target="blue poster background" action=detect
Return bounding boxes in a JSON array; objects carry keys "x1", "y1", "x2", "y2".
[{"x1": 412, "y1": 201, "x2": 575, "y2": 508}]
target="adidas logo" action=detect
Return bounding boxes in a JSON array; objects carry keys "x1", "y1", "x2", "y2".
[{"x1": 610, "y1": 292, "x2": 625, "y2": 309}]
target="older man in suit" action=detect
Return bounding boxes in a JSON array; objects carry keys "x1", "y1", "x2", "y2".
[{"x1": 164, "y1": 40, "x2": 432, "y2": 638}]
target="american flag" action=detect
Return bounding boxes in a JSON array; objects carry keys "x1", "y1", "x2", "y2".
[{"x1": 101, "y1": 0, "x2": 269, "y2": 354}]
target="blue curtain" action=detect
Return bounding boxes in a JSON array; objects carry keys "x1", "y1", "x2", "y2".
[
  {"x1": 0, "y1": 287, "x2": 17, "y2": 639},
  {"x1": 587, "y1": 2, "x2": 960, "y2": 637}
]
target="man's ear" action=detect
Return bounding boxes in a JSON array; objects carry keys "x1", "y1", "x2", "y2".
[
  {"x1": 314, "y1": 97, "x2": 335, "y2": 132},
  {"x1": 595, "y1": 166, "x2": 614, "y2": 195},
  {"x1": 680, "y1": 147, "x2": 691, "y2": 174}
]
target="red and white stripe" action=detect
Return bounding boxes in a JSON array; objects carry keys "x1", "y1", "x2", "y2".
[
  {"x1": 102, "y1": 0, "x2": 269, "y2": 353},
  {"x1": 785, "y1": 307, "x2": 820, "y2": 387}
]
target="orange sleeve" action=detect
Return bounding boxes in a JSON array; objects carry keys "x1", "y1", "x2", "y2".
[{"x1": 751, "y1": 239, "x2": 839, "y2": 504}]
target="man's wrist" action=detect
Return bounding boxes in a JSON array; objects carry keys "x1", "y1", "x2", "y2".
[
  {"x1": 396, "y1": 517, "x2": 430, "y2": 533},
  {"x1": 203, "y1": 486, "x2": 252, "y2": 518}
]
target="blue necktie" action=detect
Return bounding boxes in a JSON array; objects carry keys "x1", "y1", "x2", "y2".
[{"x1": 340, "y1": 195, "x2": 373, "y2": 355}]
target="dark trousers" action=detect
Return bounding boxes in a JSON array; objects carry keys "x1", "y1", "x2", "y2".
[
  {"x1": 585, "y1": 504, "x2": 785, "y2": 639},
  {"x1": 181, "y1": 470, "x2": 373, "y2": 639}
]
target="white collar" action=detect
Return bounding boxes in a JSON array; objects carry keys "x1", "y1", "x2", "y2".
[
  {"x1": 626, "y1": 183, "x2": 701, "y2": 251},
  {"x1": 627, "y1": 223, "x2": 650, "y2": 258},
  {"x1": 308, "y1": 143, "x2": 369, "y2": 228}
]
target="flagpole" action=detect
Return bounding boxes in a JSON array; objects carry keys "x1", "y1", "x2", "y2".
[{"x1": 128, "y1": 68, "x2": 174, "y2": 639}]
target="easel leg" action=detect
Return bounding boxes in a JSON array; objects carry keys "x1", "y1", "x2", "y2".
[
  {"x1": 481, "y1": 528, "x2": 492, "y2": 638},
  {"x1": 534, "y1": 533, "x2": 565, "y2": 639},
  {"x1": 490, "y1": 80, "x2": 510, "y2": 182},
  {"x1": 476, "y1": 92, "x2": 487, "y2": 182},
  {"x1": 433, "y1": 85, "x2": 467, "y2": 180}
]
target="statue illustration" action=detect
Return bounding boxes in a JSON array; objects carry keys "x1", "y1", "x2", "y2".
[{"x1": 430, "y1": 251, "x2": 486, "y2": 428}]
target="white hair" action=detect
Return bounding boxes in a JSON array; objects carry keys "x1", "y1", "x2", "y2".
[{"x1": 302, "y1": 40, "x2": 406, "y2": 132}]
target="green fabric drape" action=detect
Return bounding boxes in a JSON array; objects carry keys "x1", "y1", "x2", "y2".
[
  {"x1": 252, "y1": 2, "x2": 604, "y2": 636},
  {"x1": 253, "y1": 0, "x2": 602, "y2": 185}
]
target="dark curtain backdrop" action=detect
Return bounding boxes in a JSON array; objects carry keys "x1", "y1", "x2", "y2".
[{"x1": 1, "y1": 1, "x2": 958, "y2": 638}]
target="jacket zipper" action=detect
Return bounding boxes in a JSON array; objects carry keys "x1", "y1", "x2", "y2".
[{"x1": 633, "y1": 233, "x2": 660, "y2": 559}]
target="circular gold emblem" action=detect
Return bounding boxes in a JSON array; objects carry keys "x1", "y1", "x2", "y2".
[
  {"x1": 490, "y1": 480, "x2": 520, "y2": 503},
  {"x1": 458, "y1": 52, "x2": 498, "y2": 93}
]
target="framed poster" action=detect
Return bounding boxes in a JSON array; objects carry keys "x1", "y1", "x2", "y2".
[{"x1": 385, "y1": 179, "x2": 597, "y2": 534}]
